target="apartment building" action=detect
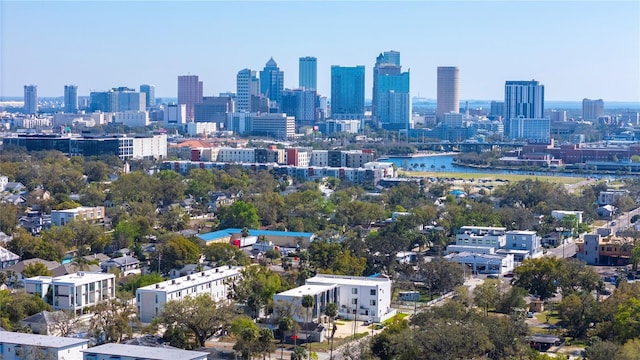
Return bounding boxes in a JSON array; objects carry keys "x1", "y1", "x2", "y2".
[
  {"x1": 81, "y1": 344, "x2": 208, "y2": 360},
  {"x1": 298, "y1": 274, "x2": 395, "y2": 323},
  {"x1": 24, "y1": 272, "x2": 116, "y2": 312},
  {"x1": 0, "y1": 332, "x2": 89, "y2": 360},
  {"x1": 136, "y1": 265, "x2": 242, "y2": 322},
  {"x1": 455, "y1": 226, "x2": 507, "y2": 249},
  {"x1": 50, "y1": 206, "x2": 105, "y2": 226}
]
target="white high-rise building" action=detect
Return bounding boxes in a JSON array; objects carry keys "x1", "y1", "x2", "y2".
[
  {"x1": 24, "y1": 85, "x2": 38, "y2": 114},
  {"x1": 508, "y1": 117, "x2": 550, "y2": 141},
  {"x1": 64, "y1": 85, "x2": 78, "y2": 113},
  {"x1": 504, "y1": 80, "x2": 544, "y2": 135},
  {"x1": 236, "y1": 69, "x2": 259, "y2": 112}
]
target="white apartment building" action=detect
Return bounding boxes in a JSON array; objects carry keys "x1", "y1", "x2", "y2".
[
  {"x1": 303, "y1": 274, "x2": 395, "y2": 323},
  {"x1": 187, "y1": 122, "x2": 217, "y2": 136},
  {"x1": 551, "y1": 210, "x2": 584, "y2": 224},
  {"x1": 50, "y1": 206, "x2": 105, "y2": 227},
  {"x1": 0, "y1": 332, "x2": 89, "y2": 360},
  {"x1": 504, "y1": 230, "x2": 543, "y2": 259},
  {"x1": 217, "y1": 148, "x2": 255, "y2": 163},
  {"x1": 24, "y1": 272, "x2": 116, "y2": 313},
  {"x1": 455, "y1": 226, "x2": 507, "y2": 249},
  {"x1": 136, "y1": 265, "x2": 242, "y2": 322},
  {"x1": 81, "y1": 344, "x2": 208, "y2": 360},
  {"x1": 114, "y1": 111, "x2": 149, "y2": 127},
  {"x1": 273, "y1": 283, "x2": 338, "y2": 323},
  {"x1": 133, "y1": 134, "x2": 167, "y2": 159}
]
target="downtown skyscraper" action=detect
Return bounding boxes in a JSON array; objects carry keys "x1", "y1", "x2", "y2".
[
  {"x1": 504, "y1": 80, "x2": 545, "y2": 134},
  {"x1": 236, "y1": 69, "x2": 260, "y2": 112},
  {"x1": 178, "y1": 75, "x2": 203, "y2": 121},
  {"x1": 582, "y1": 98, "x2": 604, "y2": 120},
  {"x1": 24, "y1": 85, "x2": 38, "y2": 114},
  {"x1": 436, "y1": 66, "x2": 460, "y2": 119},
  {"x1": 64, "y1": 85, "x2": 78, "y2": 113},
  {"x1": 373, "y1": 51, "x2": 410, "y2": 130},
  {"x1": 298, "y1": 56, "x2": 317, "y2": 91},
  {"x1": 330, "y1": 65, "x2": 365, "y2": 120},
  {"x1": 260, "y1": 58, "x2": 284, "y2": 110},
  {"x1": 140, "y1": 84, "x2": 155, "y2": 109}
]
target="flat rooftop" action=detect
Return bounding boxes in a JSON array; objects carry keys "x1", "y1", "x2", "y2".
[
  {"x1": 276, "y1": 284, "x2": 336, "y2": 297},
  {"x1": 81, "y1": 343, "x2": 208, "y2": 360},
  {"x1": 51, "y1": 272, "x2": 114, "y2": 284},
  {"x1": 0, "y1": 332, "x2": 89, "y2": 348},
  {"x1": 306, "y1": 274, "x2": 391, "y2": 287},
  {"x1": 198, "y1": 228, "x2": 314, "y2": 243},
  {"x1": 137, "y1": 266, "x2": 242, "y2": 293}
]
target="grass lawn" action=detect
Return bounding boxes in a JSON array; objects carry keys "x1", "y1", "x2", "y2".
[
  {"x1": 383, "y1": 313, "x2": 409, "y2": 325},
  {"x1": 535, "y1": 311, "x2": 561, "y2": 325},
  {"x1": 398, "y1": 170, "x2": 586, "y2": 184}
]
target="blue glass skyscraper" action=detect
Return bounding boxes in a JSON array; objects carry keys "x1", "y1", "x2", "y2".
[
  {"x1": 330, "y1": 65, "x2": 365, "y2": 120},
  {"x1": 260, "y1": 58, "x2": 284, "y2": 110},
  {"x1": 376, "y1": 72, "x2": 410, "y2": 130}
]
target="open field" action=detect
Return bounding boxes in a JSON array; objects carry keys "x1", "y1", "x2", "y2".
[{"x1": 399, "y1": 170, "x2": 587, "y2": 185}]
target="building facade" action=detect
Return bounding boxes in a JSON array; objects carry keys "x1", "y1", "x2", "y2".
[
  {"x1": 81, "y1": 344, "x2": 208, "y2": 360},
  {"x1": 436, "y1": 66, "x2": 460, "y2": 119},
  {"x1": 330, "y1": 66, "x2": 365, "y2": 120},
  {"x1": 0, "y1": 332, "x2": 89, "y2": 360},
  {"x1": 260, "y1": 58, "x2": 284, "y2": 109},
  {"x1": 178, "y1": 75, "x2": 203, "y2": 121},
  {"x1": 281, "y1": 88, "x2": 317, "y2": 128},
  {"x1": 140, "y1": 84, "x2": 155, "y2": 108},
  {"x1": 194, "y1": 96, "x2": 235, "y2": 128},
  {"x1": 50, "y1": 206, "x2": 105, "y2": 227},
  {"x1": 24, "y1": 85, "x2": 38, "y2": 114},
  {"x1": 456, "y1": 226, "x2": 507, "y2": 249},
  {"x1": 372, "y1": 51, "x2": 401, "y2": 123},
  {"x1": 582, "y1": 98, "x2": 604, "y2": 120},
  {"x1": 504, "y1": 80, "x2": 544, "y2": 134},
  {"x1": 25, "y1": 272, "x2": 116, "y2": 312},
  {"x1": 299, "y1": 56, "x2": 317, "y2": 91},
  {"x1": 64, "y1": 85, "x2": 78, "y2": 113},
  {"x1": 236, "y1": 69, "x2": 260, "y2": 112},
  {"x1": 251, "y1": 113, "x2": 295, "y2": 139},
  {"x1": 136, "y1": 265, "x2": 242, "y2": 322},
  {"x1": 508, "y1": 117, "x2": 550, "y2": 141}
]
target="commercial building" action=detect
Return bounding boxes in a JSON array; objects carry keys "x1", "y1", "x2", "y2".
[
  {"x1": 508, "y1": 117, "x2": 550, "y2": 141},
  {"x1": 376, "y1": 71, "x2": 410, "y2": 130},
  {"x1": 281, "y1": 88, "x2": 317, "y2": 128},
  {"x1": 0, "y1": 332, "x2": 89, "y2": 360},
  {"x1": 330, "y1": 66, "x2": 365, "y2": 120},
  {"x1": 323, "y1": 119, "x2": 361, "y2": 134},
  {"x1": 274, "y1": 274, "x2": 396, "y2": 324},
  {"x1": 3, "y1": 133, "x2": 167, "y2": 160},
  {"x1": 178, "y1": 75, "x2": 203, "y2": 121},
  {"x1": 24, "y1": 85, "x2": 38, "y2": 114},
  {"x1": 136, "y1": 265, "x2": 242, "y2": 322},
  {"x1": 504, "y1": 230, "x2": 542, "y2": 257},
  {"x1": 24, "y1": 272, "x2": 116, "y2": 312},
  {"x1": 444, "y1": 251, "x2": 514, "y2": 275},
  {"x1": 113, "y1": 111, "x2": 150, "y2": 127},
  {"x1": 260, "y1": 58, "x2": 285, "y2": 109},
  {"x1": 81, "y1": 344, "x2": 208, "y2": 360},
  {"x1": 140, "y1": 84, "x2": 155, "y2": 108},
  {"x1": 51, "y1": 206, "x2": 105, "y2": 227},
  {"x1": 504, "y1": 80, "x2": 544, "y2": 135},
  {"x1": 236, "y1": 69, "x2": 260, "y2": 112},
  {"x1": 164, "y1": 103, "x2": 187, "y2": 126},
  {"x1": 251, "y1": 113, "x2": 295, "y2": 139},
  {"x1": 90, "y1": 87, "x2": 145, "y2": 112},
  {"x1": 194, "y1": 96, "x2": 235, "y2": 128},
  {"x1": 455, "y1": 226, "x2": 507, "y2": 249},
  {"x1": 436, "y1": 66, "x2": 460, "y2": 119},
  {"x1": 582, "y1": 98, "x2": 604, "y2": 120},
  {"x1": 299, "y1": 56, "x2": 318, "y2": 91},
  {"x1": 372, "y1": 51, "x2": 401, "y2": 123},
  {"x1": 64, "y1": 85, "x2": 78, "y2": 113}
]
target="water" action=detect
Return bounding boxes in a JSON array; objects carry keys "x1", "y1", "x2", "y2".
[{"x1": 382, "y1": 154, "x2": 585, "y2": 177}]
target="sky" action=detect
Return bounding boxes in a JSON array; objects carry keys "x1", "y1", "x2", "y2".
[{"x1": 1, "y1": 1, "x2": 639, "y2": 101}]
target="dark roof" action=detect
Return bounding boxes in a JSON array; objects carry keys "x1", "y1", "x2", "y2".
[{"x1": 4, "y1": 258, "x2": 60, "y2": 273}]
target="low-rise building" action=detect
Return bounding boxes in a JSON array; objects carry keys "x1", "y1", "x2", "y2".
[
  {"x1": 444, "y1": 251, "x2": 515, "y2": 275},
  {"x1": 0, "y1": 247, "x2": 20, "y2": 269},
  {"x1": 50, "y1": 206, "x2": 105, "y2": 227},
  {"x1": 197, "y1": 228, "x2": 315, "y2": 248},
  {"x1": 136, "y1": 265, "x2": 242, "y2": 322},
  {"x1": 551, "y1": 210, "x2": 584, "y2": 224},
  {"x1": 24, "y1": 272, "x2": 116, "y2": 313},
  {"x1": 455, "y1": 226, "x2": 507, "y2": 249},
  {"x1": 505, "y1": 230, "x2": 542, "y2": 257},
  {"x1": 81, "y1": 343, "x2": 208, "y2": 360},
  {"x1": 0, "y1": 332, "x2": 89, "y2": 360},
  {"x1": 101, "y1": 255, "x2": 140, "y2": 274}
]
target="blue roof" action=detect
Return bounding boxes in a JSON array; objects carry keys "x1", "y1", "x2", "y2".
[{"x1": 198, "y1": 228, "x2": 314, "y2": 243}]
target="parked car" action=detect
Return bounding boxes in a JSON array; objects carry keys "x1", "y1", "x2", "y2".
[{"x1": 487, "y1": 274, "x2": 499, "y2": 279}]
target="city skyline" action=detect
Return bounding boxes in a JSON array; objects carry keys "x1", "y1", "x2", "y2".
[{"x1": 1, "y1": 1, "x2": 639, "y2": 101}]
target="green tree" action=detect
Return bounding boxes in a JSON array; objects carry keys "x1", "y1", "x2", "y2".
[
  {"x1": 0, "y1": 203, "x2": 19, "y2": 234},
  {"x1": 161, "y1": 294, "x2": 235, "y2": 348},
  {"x1": 614, "y1": 297, "x2": 640, "y2": 343},
  {"x1": 228, "y1": 266, "x2": 281, "y2": 317},
  {"x1": 619, "y1": 339, "x2": 640, "y2": 360},
  {"x1": 301, "y1": 294, "x2": 315, "y2": 350},
  {"x1": 151, "y1": 235, "x2": 201, "y2": 273},
  {"x1": 203, "y1": 243, "x2": 251, "y2": 266},
  {"x1": 585, "y1": 338, "x2": 622, "y2": 360},
  {"x1": 557, "y1": 258, "x2": 601, "y2": 296},
  {"x1": 22, "y1": 262, "x2": 53, "y2": 278},
  {"x1": 473, "y1": 279, "x2": 500, "y2": 315},
  {"x1": 157, "y1": 170, "x2": 186, "y2": 206},
  {"x1": 89, "y1": 298, "x2": 138, "y2": 344},
  {"x1": 112, "y1": 220, "x2": 141, "y2": 250},
  {"x1": 324, "y1": 302, "x2": 339, "y2": 359},
  {"x1": 514, "y1": 257, "x2": 563, "y2": 301},
  {"x1": 218, "y1": 201, "x2": 260, "y2": 229},
  {"x1": 231, "y1": 316, "x2": 260, "y2": 360},
  {"x1": 278, "y1": 316, "x2": 294, "y2": 360},
  {"x1": 558, "y1": 292, "x2": 600, "y2": 338},
  {"x1": 84, "y1": 160, "x2": 111, "y2": 182},
  {"x1": 121, "y1": 273, "x2": 165, "y2": 294}
]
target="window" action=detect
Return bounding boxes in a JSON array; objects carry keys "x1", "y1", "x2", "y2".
[
  {"x1": 370, "y1": 299, "x2": 376, "y2": 306},
  {"x1": 351, "y1": 288, "x2": 358, "y2": 295},
  {"x1": 155, "y1": 294, "x2": 158, "y2": 304},
  {"x1": 352, "y1": 298, "x2": 358, "y2": 305},
  {"x1": 370, "y1": 289, "x2": 376, "y2": 296}
]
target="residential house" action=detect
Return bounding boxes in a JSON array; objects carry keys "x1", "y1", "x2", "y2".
[
  {"x1": 136, "y1": 265, "x2": 242, "y2": 322},
  {"x1": 101, "y1": 255, "x2": 140, "y2": 274},
  {"x1": 0, "y1": 332, "x2": 89, "y2": 360},
  {"x1": 24, "y1": 272, "x2": 116, "y2": 313},
  {"x1": 3, "y1": 182, "x2": 26, "y2": 193},
  {"x1": 598, "y1": 189, "x2": 629, "y2": 206},
  {"x1": 0, "y1": 247, "x2": 20, "y2": 269},
  {"x1": 19, "y1": 310, "x2": 59, "y2": 335},
  {"x1": 207, "y1": 192, "x2": 236, "y2": 213},
  {"x1": 169, "y1": 264, "x2": 213, "y2": 279},
  {"x1": 81, "y1": 343, "x2": 208, "y2": 360},
  {"x1": 50, "y1": 206, "x2": 105, "y2": 227},
  {"x1": 3, "y1": 258, "x2": 61, "y2": 282}
]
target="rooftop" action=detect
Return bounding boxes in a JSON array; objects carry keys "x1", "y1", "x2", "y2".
[
  {"x1": 0, "y1": 332, "x2": 89, "y2": 348},
  {"x1": 50, "y1": 272, "x2": 114, "y2": 284},
  {"x1": 81, "y1": 343, "x2": 208, "y2": 360},
  {"x1": 306, "y1": 274, "x2": 391, "y2": 287},
  {"x1": 276, "y1": 284, "x2": 336, "y2": 297},
  {"x1": 198, "y1": 228, "x2": 314, "y2": 243},
  {"x1": 137, "y1": 265, "x2": 242, "y2": 293}
]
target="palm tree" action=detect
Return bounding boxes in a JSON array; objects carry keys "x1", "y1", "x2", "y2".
[
  {"x1": 71, "y1": 255, "x2": 100, "y2": 272},
  {"x1": 324, "y1": 303, "x2": 339, "y2": 360},
  {"x1": 301, "y1": 295, "x2": 314, "y2": 351},
  {"x1": 278, "y1": 316, "x2": 293, "y2": 360}
]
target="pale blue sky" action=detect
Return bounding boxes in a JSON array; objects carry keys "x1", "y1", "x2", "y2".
[{"x1": 1, "y1": 1, "x2": 639, "y2": 101}]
